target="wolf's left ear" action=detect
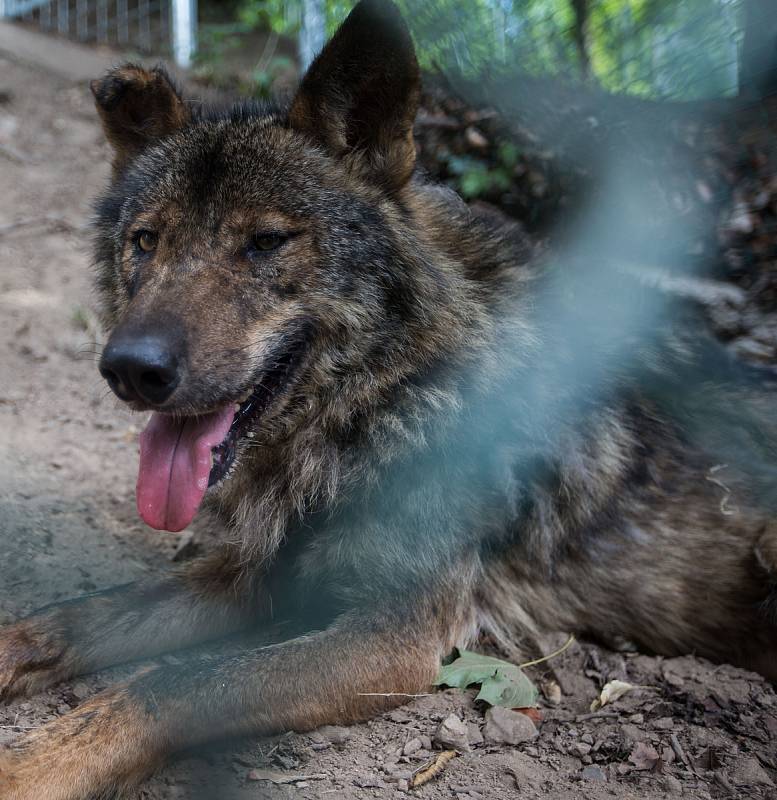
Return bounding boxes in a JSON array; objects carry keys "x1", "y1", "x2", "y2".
[
  {"x1": 288, "y1": 0, "x2": 420, "y2": 194},
  {"x1": 91, "y1": 65, "x2": 190, "y2": 173}
]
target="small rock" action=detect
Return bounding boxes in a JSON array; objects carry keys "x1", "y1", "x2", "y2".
[
  {"x1": 317, "y1": 725, "x2": 351, "y2": 745},
  {"x1": 731, "y1": 756, "x2": 774, "y2": 787},
  {"x1": 419, "y1": 735, "x2": 432, "y2": 750},
  {"x1": 387, "y1": 769, "x2": 413, "y2": 782},
  {"x1": 397, "y1": 778, "x2": 409, "y2": 792},
  {"x1": 628, "y1": 713, "x2": 645, "y2": 724},
  {"x1": 570, "y1": 742, "x2": 592, "y2": 758},
  {"x1": 353, "y1": 776, "x2": 387, "y2": 789},
  {"x1": 581, "y1": 765, "x2": 607, "y2": 782},
  {"x1": 652, "y1": 717, "x2": 674, "y2": 731},
  {"x1": 629, "y1": 742, "x2": 660, "y2": 771},
  {"x1": 662, "y1": 775, "x2": 683, "y2": 794},
  {"x1": 403, "y1": 737, "x2": 422, "y2": 756},
  {"x1": 581, "y1": 733, "x2": 594, "y2": 745},
  {"x1": 434, "y1": 714, "x2": 470, "y2": 752},
  {"x1": 70, "y1": 682, "x2": 91, "y2": 701},
  {"x1": 621, "y1": 723, "x2": 646, "y2": 744},
  {"x1": 482, "y1": 707, "x2": 538, "y2": 746},
  {"x1": 467, "y1": 722, "x2": 484, "y2": 746}
]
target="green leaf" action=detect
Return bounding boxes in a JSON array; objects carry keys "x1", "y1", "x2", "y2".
[{"x1": 434, "y1": 650, "x2": 538, "y2": 708}]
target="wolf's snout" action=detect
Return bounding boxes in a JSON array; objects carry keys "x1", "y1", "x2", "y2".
[{"x1": 100, "y1": 330, "x2": 182, "y2": 406}]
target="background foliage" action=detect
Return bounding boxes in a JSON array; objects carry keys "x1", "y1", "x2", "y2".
[{"x1": 222, "y1": 0, "x2": 745, "y2": 100}]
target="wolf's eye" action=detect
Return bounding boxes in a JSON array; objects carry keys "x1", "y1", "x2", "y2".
[
  {"x1": 251, "y1": 233, "x2": 287, "y2": 252},
  {"x1": 135, "y1": 230, "x2": 158, "y2": 254}
]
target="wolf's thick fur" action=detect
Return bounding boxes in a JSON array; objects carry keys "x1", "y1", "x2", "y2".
[{"x1": 1, "y1": 1, "x2": 776, "y2": 797}]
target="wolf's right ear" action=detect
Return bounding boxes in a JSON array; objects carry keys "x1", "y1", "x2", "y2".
[
  {"x1": 91, "y1": 65, "x2": 190, "y2": 173},
  {"x1": 288, "y1": 0, "x2": 420, "y2": 195}
]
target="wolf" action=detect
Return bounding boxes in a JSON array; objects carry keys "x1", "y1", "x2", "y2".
[{"x1": 1, "y1": 1, "x2": 776, "y2": 797}]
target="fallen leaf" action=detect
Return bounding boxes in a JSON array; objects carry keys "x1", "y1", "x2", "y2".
[
  {"x1": 590, "y1": 679, "x2": 634, "y2": 711},
  {"x1": 513, "y1": 707, "x2": 543, "y2": 723},
  {"x1": 435, "y1": 650, "x2": 538, "y2": 709}
]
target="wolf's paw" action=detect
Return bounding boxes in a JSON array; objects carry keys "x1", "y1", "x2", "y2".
[
  {"x1": 0, "y1": 620, "x2": 69, "y2": 702},
  {"x1": 0, "y1": 687, "x2": 160, "y2": 800}
]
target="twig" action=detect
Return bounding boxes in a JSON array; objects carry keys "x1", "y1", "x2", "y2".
[
  {"x1": 519, "y1": 634, "x2": 576, "y2": 669},
  {"x1": 706, "y1": 464, "x2": 739, "y2": 516},
  {"x1": 670, "y1": 733, "x2": 696, "y2": 775},
  {"x1": 410, "y1": 751, "x2": 456, "y2": 788},
  {"x1": 357, "y1": 692, "x2": 434, "y2": 698},
  {"x1": 575, "y1": 711, "x2": 620, "y2": 722}
]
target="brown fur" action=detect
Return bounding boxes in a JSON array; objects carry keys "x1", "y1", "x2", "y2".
[{"x1": 1, "y1": 1, "x2": 776, "y2": 797}]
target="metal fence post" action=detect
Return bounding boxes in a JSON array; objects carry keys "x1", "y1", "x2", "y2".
[
  {"x1": 172, "y1": 0, "x2": 196, "y2": 68},
  {"x1": 299, "y1": 0, "x2": 325, "y2": 71}
]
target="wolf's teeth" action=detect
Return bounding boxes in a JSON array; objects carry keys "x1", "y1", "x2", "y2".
[
  {"x1": 247, "y1": 432, "x2": 255, "y2": 438},
  {"x1": 234, "y1": 403, "x2": 240, "y2": 412}
]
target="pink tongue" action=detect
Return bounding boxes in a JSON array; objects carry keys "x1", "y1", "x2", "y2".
[{"x1": 137, "y1": 406, "x2": 236, "y2": 532}]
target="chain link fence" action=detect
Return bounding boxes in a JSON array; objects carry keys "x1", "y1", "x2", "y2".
[
  {"x1": 0, "y1": 0, "x2": 196, "y2": 65},
  {"x1": 2, "y1": 1, "x2": 776, "y2": 103}
]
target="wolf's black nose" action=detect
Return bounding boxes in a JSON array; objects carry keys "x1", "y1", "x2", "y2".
[{"x1": 100, "y1": 332, "x2": 182, "y2": 405}]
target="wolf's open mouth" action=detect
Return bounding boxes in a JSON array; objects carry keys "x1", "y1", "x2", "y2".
[
  {"x1": 135, "y1": 325, "x2": 312, "y2": 533},
  {"x1": 209, "y1": 340, "x2": 308, "y2": 487}
]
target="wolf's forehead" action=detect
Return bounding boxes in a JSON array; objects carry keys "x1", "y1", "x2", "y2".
[{"x1": 141, "y1": 120, "x2": 321, "y2": 201}]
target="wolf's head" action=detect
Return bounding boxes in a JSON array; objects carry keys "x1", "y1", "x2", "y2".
[{"x1": 91, "y1": 1, "x2": 466, "y2": 533}]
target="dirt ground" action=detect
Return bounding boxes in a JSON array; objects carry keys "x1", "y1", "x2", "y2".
[{"x1": 1, "y1": 41, "x2": 776, "y2": 800}]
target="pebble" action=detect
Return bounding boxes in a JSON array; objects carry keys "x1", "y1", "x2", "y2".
[
  {"x1": 317, "y1": 725, "x2": 351, "y2": 745},
  {"x1": 570, "y1": 742, "x2": 592, "y2": 758},
  {"x1": 403, "y1": 737, "x2": 422, "y2": 756},
  {"x1": 434, "y1": 714, "x2": 470, "y2": 752},
  {"x1": 467, "y1": 722, "x2": 484, "y2": 746},
  {"x1": 581, "y1": 765, "x2": 607, "y2": 782},
  {"x1": 662, "y1": 775, "x2": 683, "y2": 794},
  {"x1": 397, "y1": 778, "x2": 409, "y2": 791},
  {"x1": 652, "y1": 716, "x2": 674, "y2": 730},
  {"x1": 620, "y1": 723, "x2": 646, "y2": 744},
  {"x1": 70, "y1": 682, "x2": 91, "y2": 701},
  {"x1": 482, "y1": 707, "x2": 538, "y2": 745}
]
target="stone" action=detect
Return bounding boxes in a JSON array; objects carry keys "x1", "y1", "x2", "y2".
[
  {"x1": 661, "y1": 775, "x2": 683, "y2": 794},
  {"x1": 317, "y1": 725, "x2": 350, "y2": 745},
  {"x1": 467, "y1": 722, "x2": 484, "y2": 746},
  {"x1": 482, "y1": 707, "x2": 538, "y2": 746},
  {"x1": 403, "y1": 737, "x2": 422, "y2": 756},
  {"x1": 570, "y1": 742, "x2": 592, "y2": 758},
  {"x1": 731, "y1": 756, "x2": 774, "y2": 787},
  {"x1": 581, "y1": 765, "x2": 607, "y2": 782},
  {"x1": 434, "y1": 714, "x2": 470, "y2": 752},
  {"x1": 621, "y1": 723, "x2": 646, "y2": 744}
]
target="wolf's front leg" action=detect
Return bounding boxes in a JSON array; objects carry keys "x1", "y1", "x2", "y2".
[
  {"x1": 0, "y1": 605, "x2": 455, "y2": 800},
  {"x1": 0, "y1": 547, "x2": 262, "y2": 701}
]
